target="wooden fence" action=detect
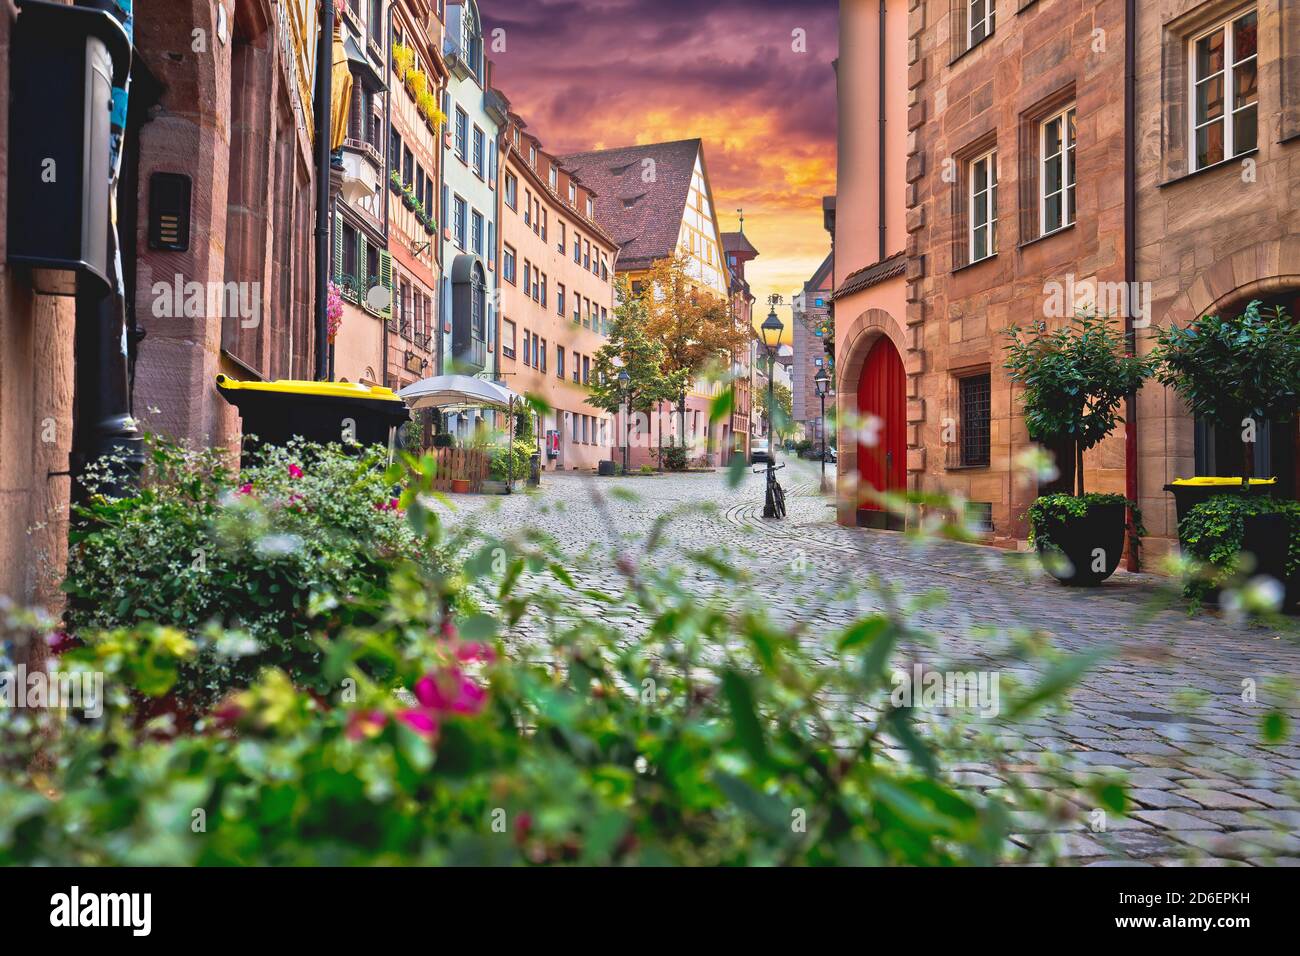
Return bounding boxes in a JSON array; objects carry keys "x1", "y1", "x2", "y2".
[{"x1": 430, "y1": 447, "x2": 490, "y2": 492}]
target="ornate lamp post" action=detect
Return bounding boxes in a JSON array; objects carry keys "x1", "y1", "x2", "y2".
[
  {"x1": 815, "y1": 366, "x2": 831, "y2": 493},
  {"x1": 617, "y1": 369, "x2": 631, "y2": 475},
  {"x1": 759, "y1": 300, "x2": 785, "y2": 517}
]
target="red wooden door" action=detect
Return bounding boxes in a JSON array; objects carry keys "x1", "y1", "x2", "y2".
[{"x1": 856, "y1": 336, "x2": 906, "y2": 521}]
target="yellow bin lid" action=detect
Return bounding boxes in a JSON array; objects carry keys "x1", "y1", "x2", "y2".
[
  {"x1": 1170, "y1": 477, "x2": 1276, "y2": 486},
  {"x1": 215, "y1": 374, "x2": 405, "y2": 404}
]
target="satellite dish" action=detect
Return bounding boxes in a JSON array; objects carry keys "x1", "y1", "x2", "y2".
[{"x1": 366, "y1": 285, "x2": 391, "y2": 311}]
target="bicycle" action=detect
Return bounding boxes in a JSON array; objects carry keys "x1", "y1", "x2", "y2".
[{"x1": 754, "y1": 462, "x2": 786, "y2": 519}]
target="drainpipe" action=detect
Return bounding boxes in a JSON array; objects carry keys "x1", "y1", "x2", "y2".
[
  {"x1": 878, "y1": 0, "x2": 887, "y2": 262},
  {"x1": 1123, "y1": 0, "x2": 1140, "y2": 571},
  {"x1": 314, "y1": 0, "x2": 334, "y2": 380}
]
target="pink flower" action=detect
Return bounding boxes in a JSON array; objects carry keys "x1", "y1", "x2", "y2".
[
  {"x1": 396, "y1": 708, "x2": 440, "y2": 738},
  {"x1": 346, "y1": 709, "x2": 388, "y2": 741},
  {"x1": 414, "y1": 669, "x2": 487, "y2": 716},
  {"x1": 288, "y1": 492, "x2": 307, "y2": 511},
  {"x1": 440, "y1": 619, "x2": 458, "y2": 640},
  {"x1": 46, "y1": 631, "x2": 76, "y2": 655},
  {"x1": 288, "y1": 464, "x2": 304, "y2": 479},
  {"x1": 237, "y1": 483, "x2": 254, "y2": 496},
  {"x1": 456, "y1": 642, "x2": 496, "y2": 664}
]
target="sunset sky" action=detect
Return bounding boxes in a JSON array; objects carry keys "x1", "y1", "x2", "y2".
[{"x1": 482, "y1": 0, "x2": 839, "y2": 339}]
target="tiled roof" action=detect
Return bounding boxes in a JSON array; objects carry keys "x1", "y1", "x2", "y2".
[
  {"x1": 831, "y1": 251, "x2": 906, "y2": 301},
  {"x1": 722, "y1": 231, "x2": 758, "y2": 257},
  {"x1": 558, "y1": 139, "x2": 702, "y2": 271}
]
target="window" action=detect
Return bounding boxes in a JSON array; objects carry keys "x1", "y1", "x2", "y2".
[
  {"x1": 1191, "y1": 10, "x2": 1258, "y2": 171},
  {"x1": 403, "y1": 147, "x2": 414, "y2": 186},
  {"x1": 472, "y1": 127, "x2": 485, "y2": 177},
  {"x1": 522, "y1": 330, "x2": 531, "y2": 367},
  {"x1": 502, "y1": 319, "x2": 516, "y2": 359},
  {"x1": 541, "y1": 209, "x2": 548, "y2": 243},
  {"x1": 1040, "y1": 107, "x2": 1076, "y2": 235},
  {"x1": 568, "y1": 182, "x2": 577, "y2": 206},
  {"x1": 471, "y1": 210, "x2": 484, "y2": 256},
  {"x1": 524, "y1": 190, "x2": 532, "y2": 227},
  {"x1": 453, "y1": 195, "x2": 467, "y2": 250},
  {"x1": 586, "y1": 196, "x2": 594, "y2": 219},
  {"x1": 557, "y1": 221, "x2": 566, "y2": 253},
  {"x1": 539, "y1": 273, "x2": 547, "y2": 308},
  {"x1": 529, "y1": 144, "x2": 537, "y2": 167},
  {"x1": 572, "y1": 356, "x2": 580, "y2": 383},
  {"x1": 539, "y1": 338, "x2": 547, "y2": 373},
  {"x1": 503, "y1": 244, "x2": 516, "y2": 284},
  {"x1": 532, "y1": 268, "x2": 541, "y2": 302},
  {"x1": 583, "y1": 239, "x2": 591, "y2": 270},
  {"x1": 556, "y1": 284, "x2": 565, "y2": 315},
  {"x1": 582, "y1": 416, "x2": 589, "y2": 444},
  {"x1": 600, "y1": 254, "x2": 608, "y2": 281},
  {"x1": 557, "y1": 346, "x2": 565, "y2": 379},
  {"x1": 959, "y1": 373, "x2": 992, "y2": 467},
  {"x1": 969, "y1": 149, "x2": 997, "y2": 264},
  {"x1": 582, "y1": 355, "x2": 590, "y2": 385},
  {"x1": 572, "y1": 296, "x2": 580, "y2": 323},
  {"x1": 523, "y1": 260, "x2": 531, "y2": 295},
  {"x1": 454, "y1": 108, "x2": 468, "y2": 162},
  {"x1": 505, "y1": 172, "x2": 518, "y2": 210},
  {"x1": 549, "y1": 165, "x2": 558, "y2": 190},
  {"x1": 389, "y1": 126, "x2": 401, "y2": 171},
  {"x1": 969, "y1": 0, "x2": 994, "y2": 48},
  {"x1": 573, "y1": 233, "x2": 581, "y2": 264}
]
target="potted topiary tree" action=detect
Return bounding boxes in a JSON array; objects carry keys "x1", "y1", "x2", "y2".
[
  {"x1": 1153, "y1": 301, "x2": 1300, "y2": 602},
  {"x1": 1153, "y1": 300, "x2": 1300, "y2": 522},
  {"x1": 1005, "y1": 311, "x2": 1154, "y2": 585}
]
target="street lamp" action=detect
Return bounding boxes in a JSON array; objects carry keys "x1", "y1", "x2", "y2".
[
  {"x1": 617, "y1": 369, "x2": 631, "y2": 476},
  {"x1": 760, "y1": 302, "x2": 784, "y2": 517},
  {"x1": 814, "y1": 366, "x2": 831, "y2": 493}
]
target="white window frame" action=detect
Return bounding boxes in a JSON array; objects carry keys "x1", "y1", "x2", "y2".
[
  {"x1": 968, "y1": 148, "x2": 998, "y2": 264},
  {"x1": 1039, "y1": 105, "x2": 1076, "y2": 236},
  {"x1": 1189, "y1": 9, "x2": 1258, "y2": 172},
  {"x1": 968, "y1": 0, "x2": 994, "y2": 49}
]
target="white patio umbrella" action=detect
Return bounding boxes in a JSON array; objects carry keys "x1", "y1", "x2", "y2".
[{"x1": 398, "y1": 374, "x2": 519, "y2": 412}]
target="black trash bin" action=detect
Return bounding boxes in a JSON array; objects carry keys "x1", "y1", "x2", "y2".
[
  {"x1": 1164, "y1": 477, "x2": 1278, "y2": 537},
  {"x1": 216, "y1": 375, "x2": 410, "y2": 464},
  {"x1": 528, "y1": 452, "x2": 542, "y2": 487}
]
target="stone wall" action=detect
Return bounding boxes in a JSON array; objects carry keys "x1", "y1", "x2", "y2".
[
  {"x1": 1133, "y1": 0, "x2": 1300, "y2": 561},
  {"x1": 906, "y1": 0, "x2": 1130, "y2": 546}
]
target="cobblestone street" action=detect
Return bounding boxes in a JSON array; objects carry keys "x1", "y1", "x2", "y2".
[{"x1": 437, "y1": 458, "x2": 1300, "y2": 866}]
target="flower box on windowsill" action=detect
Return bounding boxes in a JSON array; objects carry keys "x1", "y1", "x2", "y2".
[{"x1": 403, "y1": 194, "x2": 418, "y2": 211}]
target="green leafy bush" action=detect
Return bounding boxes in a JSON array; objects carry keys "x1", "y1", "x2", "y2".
[
  {"x1": 658, "y1": 440, "x2": 688, "y2": 472},
  {"x1": 489, "y1": 440, "x2": 534, "y2": 482},
  {"x1": 0, "y1": 461, "x2": 1125, "y2": 866},
  {"x1": 1178, "y1": 494, "x2": 1300, "y2": 603},
  {"x1": 62, "y1": 437, "x2": 447, "y2": 707}
]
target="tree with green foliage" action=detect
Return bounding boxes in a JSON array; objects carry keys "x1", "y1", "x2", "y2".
[
  {"x1": 589, "y1": 278, "x2": 687, "y2": 420},
  {"x1": 1153, "y1": 300, "x2": 1300, "y2": 485},
  {"x1": 1004, "y1": 311, "x2": 1154, "y2": 495}
]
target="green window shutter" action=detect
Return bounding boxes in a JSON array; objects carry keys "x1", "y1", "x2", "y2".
[
  {"x1": 379, "y1": 251, "x2": 393, "y2": 318},
  {"x1": 332, "y1": 210, "x2": 344, "y2": 283}
]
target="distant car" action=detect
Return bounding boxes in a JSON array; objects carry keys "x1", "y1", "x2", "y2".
[{"x1": 750, "y1": 439, "x2": 771, "y2": 465}]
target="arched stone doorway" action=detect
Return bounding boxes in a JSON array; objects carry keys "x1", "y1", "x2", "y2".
[{"x1": 855, "y1": 336, "x2": 907, "y2": 528}]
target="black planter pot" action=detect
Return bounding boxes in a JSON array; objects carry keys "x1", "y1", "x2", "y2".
[
  {"x1": 597, "y1": 459, "x2": 617, "y2": 477},
  {"x1": 1034, "y1": 500, "x2": 1127, "y2": 586}
]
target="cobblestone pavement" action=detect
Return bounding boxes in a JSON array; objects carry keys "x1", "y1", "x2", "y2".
[{"x1": 435, "y1": 458, "x2": 1300, "y2": 866}]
